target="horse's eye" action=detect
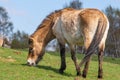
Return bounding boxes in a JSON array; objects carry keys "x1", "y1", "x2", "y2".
[
  {"x1": 29, "y1": 38, "x2": 33, "y2": 44},
  {"x1": 29, "y1": 47, "x2": 33, "y2": 53},
  {"x1": 29, "y1": 47, "x2": 32, "y2": 50}
]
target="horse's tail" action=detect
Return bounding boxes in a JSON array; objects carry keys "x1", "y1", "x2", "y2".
[{"x1": 79, "y1": 18, "x2": 108, "y2": 67}]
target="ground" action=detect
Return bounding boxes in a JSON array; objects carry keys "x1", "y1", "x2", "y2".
[{"x1": 0, "y1": 47, "x2": 120, "y2": 80}]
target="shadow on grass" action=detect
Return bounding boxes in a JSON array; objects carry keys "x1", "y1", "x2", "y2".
[
  {"x1": 21, "y1": 63, "x2": 74, "y2": 77},
  {"x1": 36, "y1": 65, "x2": 74, "y2": 77},
  {"x1": 47, "y1": 51, "x2": 120, "y2": 65},
  {"x1": 21, "y1": 63, "x2": 27, "y2": 66}
]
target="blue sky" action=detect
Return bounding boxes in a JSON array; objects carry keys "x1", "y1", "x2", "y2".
[{"x1": 0, "y1": 0, "x2": 120, "y2": 34}]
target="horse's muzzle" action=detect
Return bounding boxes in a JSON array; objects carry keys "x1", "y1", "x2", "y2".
[
  {"x1": 27, "y1": 59, "x2": 37, "y2": 66},
  {"x1": 27, "y1": 62, "x2": 36, "y2": 66}
]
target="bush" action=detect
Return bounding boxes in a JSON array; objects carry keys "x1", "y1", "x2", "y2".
[{"x1": 11, "y1": 30, "x2": 29, "y2": 49}]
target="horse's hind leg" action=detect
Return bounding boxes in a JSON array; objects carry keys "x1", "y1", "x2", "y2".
[
  {"x1": 82, "y1": 37, "x2": 92, "y2": 78},
  {"x1": 82, "y1": 56, "x2": 91, "y2": 78},
  {"x1": 70, "y1": 45, "x2": 81, "y2": 76},
  {"x1": 98, "y1": 43, "x2": 105, "y2": 78},
  {"x1": 59, "y1": 43, "x2": 66, "y2": 74}
]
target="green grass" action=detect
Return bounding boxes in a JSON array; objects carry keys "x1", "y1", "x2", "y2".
[{"x1": 0, "y1": 47, "x2": 120, "y2": 80}]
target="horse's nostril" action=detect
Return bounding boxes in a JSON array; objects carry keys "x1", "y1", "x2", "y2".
[
  {"x1": 27, "y1": 62, "x2": 30, "y2": 65},
  {"x1": 27, "y1": 62, "x2": 32, "y2": 66},
  {"x1": 31, "y1": 63, "x2": 34, "y2": 65}
]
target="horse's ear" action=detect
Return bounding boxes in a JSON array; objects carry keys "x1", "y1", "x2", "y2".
[{"x1": 29, "y1": 37, "x2": 34, "y2": 44}]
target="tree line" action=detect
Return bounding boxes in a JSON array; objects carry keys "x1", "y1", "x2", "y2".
[
  {"x1": 0, "y1": 0, "x2": 120, "y2": 58},
  {"x1": 0, "y1": 7, "x2": 29, "y2": 49}
]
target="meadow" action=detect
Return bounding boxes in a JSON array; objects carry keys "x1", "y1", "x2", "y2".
[{"x1": 0, "y1": 47, "x2": 120, "y2": 80}]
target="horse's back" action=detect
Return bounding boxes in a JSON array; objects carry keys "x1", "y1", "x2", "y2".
[{"x1": 78, "y1": 8, "x2": 109, "y2": 49}]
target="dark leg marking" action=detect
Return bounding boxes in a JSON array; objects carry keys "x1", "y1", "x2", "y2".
[
  {"x1": 71, "y1": 47, "x2": 81, "y2": 76},
  {"x1": 59, "y1": 43, "x2": 66, "y2": 74},
  {"x1": 82, "y1": 57, "x2": 91, "y2": 78},
  {"x1": 98, "y1": 50, "x2": 104, "y2": 78}
]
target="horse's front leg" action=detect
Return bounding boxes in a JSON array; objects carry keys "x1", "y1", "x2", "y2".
[
  {"x1": 59, "y1": 43, "x2": 66, "y2": 74},
  {"x1": 70, "y1": 45, "x2": 81, "y2": 76}
]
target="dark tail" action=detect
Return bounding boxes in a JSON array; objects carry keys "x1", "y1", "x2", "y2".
[{"x1": 79, "y1": 19, "x2": 107, "y2": 67}]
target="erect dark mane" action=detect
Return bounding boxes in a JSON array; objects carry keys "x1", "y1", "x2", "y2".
[
  {"x1": 30, "y1": 8, "x2": 75, "y2": 38},
  {"x1": 35, "y1": 10, "x2": 60, "y2": 31},
  {"x1": 35, "y1": 8, "x2": 75, "y2": 31}
]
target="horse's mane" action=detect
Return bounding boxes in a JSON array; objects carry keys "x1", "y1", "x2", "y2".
[
  {"x1": 35, "y1": 8, "x2": 75, "y2": 31},
  {"x1": 30, "y1": 8, "x2": 75, "y2": 37}
]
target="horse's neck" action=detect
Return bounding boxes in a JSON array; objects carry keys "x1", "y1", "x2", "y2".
[{"x1": 34, "y1": 26, "x2": 55, "y2": 46}]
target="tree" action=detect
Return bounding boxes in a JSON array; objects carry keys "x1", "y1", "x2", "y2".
[
  {"x1": 0, "y1": 7, "x2": 13, "y2": 38},
  {"x1": 11, "y1": 30, "x2": 29, "y2": 49},
  {"x1": 64, "y1": 0, "x2": 82, "y2": 9},
  {"x1": 104, "y1": 6, "x2": 120, "y2": 58}
]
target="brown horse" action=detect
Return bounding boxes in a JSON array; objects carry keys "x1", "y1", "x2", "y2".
[
  {"x1": 27, "y1": 8, "x2": 109, "y2": 78},
  {"x1": 0, "y1": 38, "x2": 3, "y2": 47}
]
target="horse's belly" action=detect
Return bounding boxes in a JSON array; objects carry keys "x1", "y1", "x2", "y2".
[
  {"x1": 60, "y1": 13, "x2": 83, "y2": 45},
  {"x1": 52, "y1": 20, "x2": 83, "y2": 45}
]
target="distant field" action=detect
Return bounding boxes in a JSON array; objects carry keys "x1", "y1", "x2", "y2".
[{"x1": 0, "y1": 47, "x2": 120, "y2": 80}]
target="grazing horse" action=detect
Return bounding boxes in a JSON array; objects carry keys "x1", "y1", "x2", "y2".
[
  {"x1": 0, "y1": 38, "x2": 3, "y2": 47},
  {"x1": 27, "y1": 8, "x2": 109, "y2": 78}
]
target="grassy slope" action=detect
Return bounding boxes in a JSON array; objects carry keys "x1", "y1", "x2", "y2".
[{"x1": 0, "y1": 47, "x2": 120, "y2": 80}]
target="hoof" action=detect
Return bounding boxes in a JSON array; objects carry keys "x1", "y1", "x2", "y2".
[
  {"x1": 98, "y1": 75, "x2": 103, "y2": 79},
  {"x1": 59, "y1": 70, "x2": 64, "y2": 74},
  {"x1": 77, "y1": 72, "x2": 81, "y2": 76},
  {"x1": 82, "y1": 74, "x2": 86, "y2": 78}
]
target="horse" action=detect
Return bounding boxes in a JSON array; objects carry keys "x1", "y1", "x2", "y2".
[
  {"x1": 0, "y1": 38, "x2": 3, "y2": 47},
  {"x1": 27, "y1": 8, "x2": 109, "y2": 78},
  {"x1": 0, "y1": 37, "x2": 10, "y2": 47}
]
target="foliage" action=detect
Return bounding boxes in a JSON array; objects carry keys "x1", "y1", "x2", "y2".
[
  {"x1": 11, "y1": 30, "x2": 29, "y2": 49},
  {"x1": 0, "y1": 47, "x2": 120, "y2": 80},
  {"x1": 104, "y1": 6, "x2": 120, "y2": 58},
  {"x1": 0, "y1": 7, "x2": 13, "y2": 38},
  {"x1": 64, "y1": 0, "x2": 82, "y2": 9}
]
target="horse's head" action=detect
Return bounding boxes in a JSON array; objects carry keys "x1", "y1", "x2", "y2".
[
  {"x1": 26, "y1": 9, "x2": 60, "y2": 66},
  {"x1": 27, "y1": 37, "x2": 45, "y2": 66}
]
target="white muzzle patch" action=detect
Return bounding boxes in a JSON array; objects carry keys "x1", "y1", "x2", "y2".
[{"x1": 27, "y1": 58, "x2": 36, "y2": 66}]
